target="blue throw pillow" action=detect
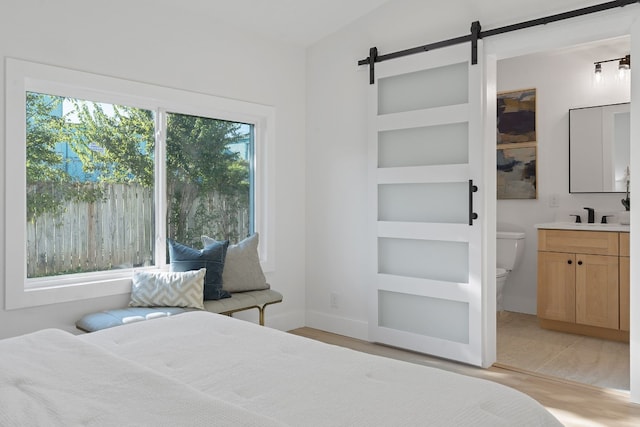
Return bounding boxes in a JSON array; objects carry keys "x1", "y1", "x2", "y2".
[{"x1": 167, "y1": 239, "x2": 231, "y2": 300}]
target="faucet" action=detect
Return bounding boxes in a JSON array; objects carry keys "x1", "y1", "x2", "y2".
[{"x1": 583, "y1": 207, "x2": 595, "y2": 224}]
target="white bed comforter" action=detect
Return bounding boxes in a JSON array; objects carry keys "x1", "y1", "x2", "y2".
[
  {"x1": 0, "y1": 328, "x2": 284, "y2": 427},
  {"x1": 81, "y1": 311, "x2": 562, "y2": 426}
]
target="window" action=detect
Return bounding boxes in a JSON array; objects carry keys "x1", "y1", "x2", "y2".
[
  {"x1": 165, "y1": 112, "x2": 255, "y2": 250},
  {"x1": 5, "y1": 59, "x2": 275, "y2": 309},
  {"x1": 26, "y1": 93, "x2": 157, "y2": 278}
]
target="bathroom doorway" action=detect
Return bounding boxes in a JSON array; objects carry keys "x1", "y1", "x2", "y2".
[{"x1": 493, "y1": 36, "x2": 631, "y2": 391}]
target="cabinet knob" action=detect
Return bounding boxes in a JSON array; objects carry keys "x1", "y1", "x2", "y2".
[
  {"x1": 568, "y1": 260, "x2": 572, "y2": 265},
  {"x1": 578, "y1": 260, "x2": 583, "y2": 265}
]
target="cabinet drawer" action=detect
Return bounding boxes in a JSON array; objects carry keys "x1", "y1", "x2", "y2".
[
  {"x1": 538, "y1": 230, "x2": 618, "y2": 256},
  {"x1": 620, "y1": 232, "x2": 630, "y2": 257}
]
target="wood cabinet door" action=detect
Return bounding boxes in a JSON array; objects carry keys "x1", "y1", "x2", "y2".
[
  {"x1": 575, "y1": 254, "x2": 619, "y2": 329},
  {"x1": 620, "y1": 256, "x2": 630, "y2": 332},
  {"x1": 537, "y1": 251, "x2": 576, "y2": 322}
]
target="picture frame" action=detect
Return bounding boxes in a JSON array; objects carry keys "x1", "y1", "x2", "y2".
[
  {"x1": 497, "y1": 88, "x2": 536, "y2": 145},
  {"x1": 497, "y1": 144, "x2": 537, "y2": 199}
]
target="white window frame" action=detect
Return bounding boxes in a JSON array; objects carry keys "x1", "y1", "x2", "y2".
[{"x1": 5, "y1": 58, "x2": 275, "y2": 309}]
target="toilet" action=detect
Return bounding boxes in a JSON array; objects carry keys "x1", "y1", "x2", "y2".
[{"x1": 496, "y1": 230, "x2": 526, "y2": 311}]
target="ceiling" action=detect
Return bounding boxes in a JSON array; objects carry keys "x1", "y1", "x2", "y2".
[
  {"x1": 152, "y1": 0, "x2": 393, "y2": 47},
  {"x1": 146, "y1": 0, "x2": 632, "y2": 53}
]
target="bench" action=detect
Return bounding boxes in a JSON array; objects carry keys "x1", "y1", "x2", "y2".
[{"x1": 76, "y1": 289, "x2": 283, "y2": 333}]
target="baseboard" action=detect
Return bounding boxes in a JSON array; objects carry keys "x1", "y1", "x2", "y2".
[
  {"x1": 268, "y1": 309, "x2": 306, "y2": 332},
  {"x1": 232, "y1": 308, "x2": 305, "y2": 332},
  {"x1": 305, "y1": 310, "x2": 369, "y2": 341},
  {"x1": 538, "y1": 318, "x2": 629, "y2": 342}
]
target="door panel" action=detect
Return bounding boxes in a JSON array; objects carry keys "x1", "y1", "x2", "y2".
[
  {"x1": 378, "y1": 122, "x2": 469, "y2": 168},
  {"x1": 368, "y1": 42, "x2": 485, "y2": 365},
  {"x1": 378, "y1": 62, "x2": 469, "y2": 114},
  {"x1": 537, "y1": 251, "x2": 576, "y2": 323},
  {"x1": 575, "y1": 254, "x2": 619, "y2": 329},
  {"x1": 379, "y1": 291, "x2": 469, "y2": 343},
  {"x1": 378, "y1": 237, "x2": 468, "y2": 283},
  {"x1": 378, "y1": 182, "x2": 468, "y2": 223}
]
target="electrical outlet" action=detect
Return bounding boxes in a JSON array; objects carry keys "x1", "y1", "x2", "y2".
[
  {"x1": 330, "y1": 292, "x2": 339, "y2": 309},
  {"x1": 549, "y1": 194, "x2": 560, "y2": 208}
]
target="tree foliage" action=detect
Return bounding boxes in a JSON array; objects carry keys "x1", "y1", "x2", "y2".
[
  {"x1": 25, "y1": 93, "x2": 91, "y2": 221},
  {"x1": 166, "y1": 113, "x2": 248, "y2": 245},
  {"x1": 69, "y1": 101, "x2": 155, "y2": 187},
  {"x1": 26, "y1": 92, "x2": 251, "y2": 244}
]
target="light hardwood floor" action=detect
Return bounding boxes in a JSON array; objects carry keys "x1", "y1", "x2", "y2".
[
  {"x1": 290, "y1": 326, "x2": 640, "y2": 427},
  {"x1": 497, "y1": 311, "x2": 629, "y2": 391}
]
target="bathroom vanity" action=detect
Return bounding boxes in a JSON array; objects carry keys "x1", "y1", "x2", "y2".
[{"x1": 535, "y1": 223, "x2": 629, "y2": 342}]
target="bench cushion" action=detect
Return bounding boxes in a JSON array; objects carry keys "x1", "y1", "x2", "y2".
[
  {"x1": 76, "y1": 307, "x2": 188, "y2": 332},
  {"x1": 203, "y1": 289, "x2": 282, "y2": 314},
  {"x1": 76, "y1": 289, "x2": 283, "y2": 333}
]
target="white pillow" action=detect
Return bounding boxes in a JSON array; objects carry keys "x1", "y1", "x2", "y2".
[
  {"x1": 129, "y1": 268, "x2": 206, "y2": 309},
  {"x1": 201, "y1": 233, "x2": 269, "y2": 293}
]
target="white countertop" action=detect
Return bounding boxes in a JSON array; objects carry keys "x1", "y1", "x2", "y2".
[{"x1": 535, "y1": 222, "x2": 630, "y2": 232}]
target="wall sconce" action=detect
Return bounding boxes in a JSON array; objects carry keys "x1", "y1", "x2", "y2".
[
  {"x1": 594, "y1": 62, "x2": 603, "y2": 83},
  {"x1": 618, "y1": 54, "x2": 631, "y2": 80},
  {"x1": 594, "y1": 54, "x2": 631, "y2": 84}
]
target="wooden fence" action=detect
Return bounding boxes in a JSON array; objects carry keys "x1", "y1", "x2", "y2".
[
  {"x1": 27, "y1": 184, "x2": 154, "y2": 278},
  {"x1": 26, "y1": 183, "x2": 249, "y2": 278}
]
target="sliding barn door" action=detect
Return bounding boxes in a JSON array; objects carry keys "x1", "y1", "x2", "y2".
[{"x1": 368, "y1": 43, "x2": 486, "y2": 366}]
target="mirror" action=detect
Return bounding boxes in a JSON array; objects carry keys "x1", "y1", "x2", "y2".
[{"x1": 569, "y1": 102, "x2": 630, "y2": 193}]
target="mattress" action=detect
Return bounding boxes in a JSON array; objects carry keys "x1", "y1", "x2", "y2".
[
  {"x1": 81, "y1": 311, "x2": 562, "y2": 426},
  {"x1": 0, "y1": 328, "x2": 283, "y2": 426}
]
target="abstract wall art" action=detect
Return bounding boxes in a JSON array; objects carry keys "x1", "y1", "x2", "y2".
[
  {"x1": 497, "y1": 88, "x2": 537, "y2": 199},
  {"x1": 497, "y1": 88, "x2": 536, "y2": 145},
  {"x1": 497, "y1": 145, "x2": 537, "y2": 199}
]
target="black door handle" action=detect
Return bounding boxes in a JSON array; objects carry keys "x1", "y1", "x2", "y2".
[
  {"x1": 568, "y1": 260, "x2": 572, "y2": 265},
  {"x1": 578, "y1": 260, "x2": 583, "y2": 265},
  {"x1": 469, "y1": 180, "x2": 478, "y2": 226}
]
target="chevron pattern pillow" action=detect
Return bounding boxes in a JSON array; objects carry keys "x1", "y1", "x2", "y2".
[{"x1": 129, "y1": 268, "x2": 206, "y2": 309}]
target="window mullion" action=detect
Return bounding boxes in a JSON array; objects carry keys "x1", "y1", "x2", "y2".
[{"x1": 155, "y1": 108, "x2": 168, "y2": 269}]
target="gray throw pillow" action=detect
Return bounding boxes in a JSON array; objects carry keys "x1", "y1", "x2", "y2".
[{"x1": 201, "y1": 233, "x2": 269, "y2": 293}]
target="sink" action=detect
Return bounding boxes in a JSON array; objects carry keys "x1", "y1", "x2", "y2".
[
  {"x1": 571, "y1": 222, "x2": 619, "y2": 227},
  {"x1": 535, "y1": 222, "x2": 630, "y2": 231}
]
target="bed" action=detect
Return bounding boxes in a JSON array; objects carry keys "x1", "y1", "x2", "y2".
[{"x1": 1, "y1": 311, "x2": 562, "y2": 426}]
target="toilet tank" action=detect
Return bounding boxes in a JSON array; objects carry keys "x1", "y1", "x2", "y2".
[{"x1": 496, "y1": 231, "x2": 525, "y2": 270}]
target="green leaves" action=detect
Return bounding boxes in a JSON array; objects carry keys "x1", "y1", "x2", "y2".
[
  {"x1": 68, "y1": 100, "x2": 155, "y2": 187},
  {"x1": 26, "y1": 92, "x2": 251, "y2": 243},
  {"x1": 166, "y1": 112, "x2": 251, "y2": 244}
]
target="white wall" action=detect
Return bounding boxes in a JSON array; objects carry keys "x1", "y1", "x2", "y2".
[
  {"x1": 305, "y1": 0, "x2": 622, "y2": 339},
  {"x1": 2, "y1": 0, "x2": 631, "y2": 340},
  {"x1": 497, "y1": 44, "x2": 630, "y2": 314},
  {"x1": 0, "y1": 0, "x2": 307, "y2": 338}
]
